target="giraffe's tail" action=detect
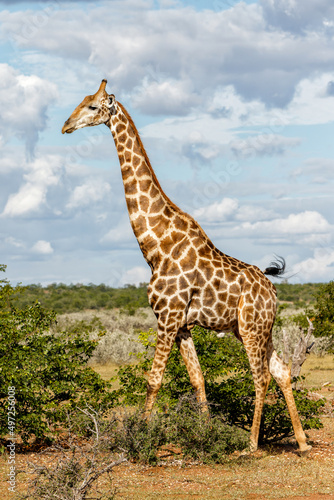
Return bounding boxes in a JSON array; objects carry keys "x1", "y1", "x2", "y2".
[{"x1": 263, "y1": 255, "x2": 286, "y2": 277}]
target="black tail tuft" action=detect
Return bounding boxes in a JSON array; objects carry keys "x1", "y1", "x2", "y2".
[{"x1": 263, "y1": 255, "x2": 286, "y2": 277}]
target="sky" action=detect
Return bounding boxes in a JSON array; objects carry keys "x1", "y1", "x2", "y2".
[{"x1": 1, "y1": 0, "x2": 334, "y2": 286}]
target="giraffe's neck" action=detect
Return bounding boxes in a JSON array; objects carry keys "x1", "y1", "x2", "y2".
[{"x1": 107, "y1": 103, "x2": 177, "y2": 266}]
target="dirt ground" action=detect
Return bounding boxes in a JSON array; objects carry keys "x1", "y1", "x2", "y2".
[{"x1": 1, "y1": 414, "x2": 333, "y2": 500}]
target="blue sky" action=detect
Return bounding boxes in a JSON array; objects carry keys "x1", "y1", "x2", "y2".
[{"x1": 1, "y1": 0, "x2": 334, "y2": 286}]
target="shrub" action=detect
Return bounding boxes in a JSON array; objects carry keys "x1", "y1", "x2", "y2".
[
  {"x1": 0, "y1": 266, "x2": 115, "y2": 444},
  {"x1": 110, "y1": 395, "x2": 248, "y2": 465},
  {"x1": 164, "y1": 395, "x2": 248, "y2": 463},
  {"x1": 111, "y1": 409, "x2": 167, "y2": 465}
]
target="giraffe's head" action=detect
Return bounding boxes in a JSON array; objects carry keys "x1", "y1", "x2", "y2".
[{"x1": 62, "y1": 79, "x2": 117, "y2": 134}]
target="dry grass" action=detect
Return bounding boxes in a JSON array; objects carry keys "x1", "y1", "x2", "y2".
[
  {"x1": 90, "y1": 361, "x2": 120, "y2": 381},
  {"x1": 300, "y1": 354, "x2": 334, "y2": 389},
  {"x1": 55, "y1": 308, "x2": 157, "y2": 365},
  {"x1": 111, "y1": 446, "x2": 334, "y2": 499},
  {"x1": 56, "y1": 306, "x2": 332, "y2": 367}
]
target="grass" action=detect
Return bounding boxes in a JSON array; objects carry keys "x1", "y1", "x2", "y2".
[
  {"x1": 90, "y1": 361, "x2": 120, "y2": 381},
  {"x1": 300, "y1": 353, "x2": 334, "y2": 388}
]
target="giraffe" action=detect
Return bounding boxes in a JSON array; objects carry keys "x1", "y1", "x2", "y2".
[{"x1": 62, "y1": 79, "x2": 311, "y2": 455}]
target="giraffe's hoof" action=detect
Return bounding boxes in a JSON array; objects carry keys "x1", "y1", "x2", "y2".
[{"x1": 298, "y1": 444, "x2": 312, "y2": 457}]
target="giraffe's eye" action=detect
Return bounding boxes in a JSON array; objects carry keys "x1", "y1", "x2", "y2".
[{"x1": 89, "y1": 106, "x2": 98, "y2": 111}]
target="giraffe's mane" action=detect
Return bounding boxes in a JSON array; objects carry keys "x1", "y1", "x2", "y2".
[{"x1": 117, "y1": 101, "x2": 180, "y2": 212}]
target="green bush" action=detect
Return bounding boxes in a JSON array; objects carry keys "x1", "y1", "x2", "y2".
[
  {"x1": 164, "y1": 395, "x2": 249, "y2": 463},
  {"x1": 0, "y1": 266, "x2": 114, "y2": 444},
  {"x1": 112, "y1": 410, "x2": 167, "y2": 465}
]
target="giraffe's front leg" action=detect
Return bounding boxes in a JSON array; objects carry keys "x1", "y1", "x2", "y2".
[{"x1": 143, "y1": 330, "x2": 177, "y2": 418}]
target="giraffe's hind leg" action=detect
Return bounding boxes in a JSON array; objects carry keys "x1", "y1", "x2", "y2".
[
  {"x1": 175, "y1": 328, "x2": 208, "y2": 412},
  {"x1": 267, "y1": 340, "x2": 311, "y2": 455},
  {"x1": 241, "y1": 334, "x2": 272, "y2": 452}
]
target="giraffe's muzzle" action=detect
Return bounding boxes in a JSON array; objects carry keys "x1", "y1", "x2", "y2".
[{"x1": 62, "y1": 119, "x2": 75, "y2": 134}]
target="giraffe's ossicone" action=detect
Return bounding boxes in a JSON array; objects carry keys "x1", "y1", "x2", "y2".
[{"x1": 62, "y1": 80, "x2": 311, "y2": 455}]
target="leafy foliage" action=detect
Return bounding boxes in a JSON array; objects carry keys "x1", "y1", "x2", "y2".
[
  {"x1": 275, "y1": 282, "x2": 322, "y2": 308},
  {"x1": 278, "y1": 281, "x2": 334, "y2": 352},
  {"x1": 0, "y1": 266, "x2": 115, "y2": 444},
  {"x1": 163, "y1": 395, "x2": 249, "y2": 463},
  {"x1": 111, "y1": 410, "x2": 168, "y2": 465},
  {"x1": 312, "y1": 281, "x2": 334, "y2": 342}
]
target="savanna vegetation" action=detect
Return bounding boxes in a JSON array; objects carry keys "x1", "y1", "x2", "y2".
[
  {"x1": 1, "y1": 264, "x2": 333, "y2": 499},
  {"x1": 11, "y1": 280, "x2": 322, "y2": 314},
  {"x1": 13, "y1": 282, "x2": 149, "y2": 315}
]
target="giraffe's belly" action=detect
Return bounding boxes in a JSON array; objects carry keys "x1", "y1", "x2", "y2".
[{"x1": 186, "y1": 297, "x2": 239, "y2": 332}]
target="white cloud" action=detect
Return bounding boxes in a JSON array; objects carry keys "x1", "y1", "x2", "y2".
[
  {"x1": 120, "y1": 265, "x2": 151, "y2": 286},
  {"x1": 0, "y1": 64, "x2": 57, "y2": 158},
  {"x1": 67, "y1": 178, "x2": 112, "y2": 209},
  {"x1": 261, "y1": 0, "x2": 334, "y2": 34},
  {"x1": 3, "y1": 1, "x2": 334, "y2": 112},
  {"x1": 235, "y1": 204, "x2": 277, "y2": 223},
  {"x1": 242, "y1": 211, "x2": 331, "y2": 236},
  {"x1": 192, "y1": 202, "x2": 333, "y2": 250},
  {"x1": 5, "y1": 236, "x2": 25, "y2": 249},
  {"x1": 230, "y1": 134, "x2": 301, "y2": 158},
  {"x1": 3, "y1": 184, "x2": 46, "y2": 217},
  {"x1": 292, "y1": 158, "x2": 334, "y2": 184},
  {"x1": 292, "y1": 247, "x2": 334, "y2": 282},
  {"x1": 100, "y1": 219, "x2": 135, "y2": 246},
  {"x1": 193, "y1": 198, "x2": 238, "y2": 222},
  {"x1": 32, "y1": 240, "x2": 54, "y2": 255},
  {"x1": 193, "y1": 197, "x2": 277, "y2": 224},
  {"x1": 133, "y1": 79, "x2": 198, "y2": 116},
  {"x1": 2, "y1": 155, "x2": 63, "y2": 217},
  {"x1": 142, "y1": 73, "x2": 334, "y2": 158}
]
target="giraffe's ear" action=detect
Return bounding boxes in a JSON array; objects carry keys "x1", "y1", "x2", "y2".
[{"x1": 107, "y1": 94, "x2": 117, "y2": 114}]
